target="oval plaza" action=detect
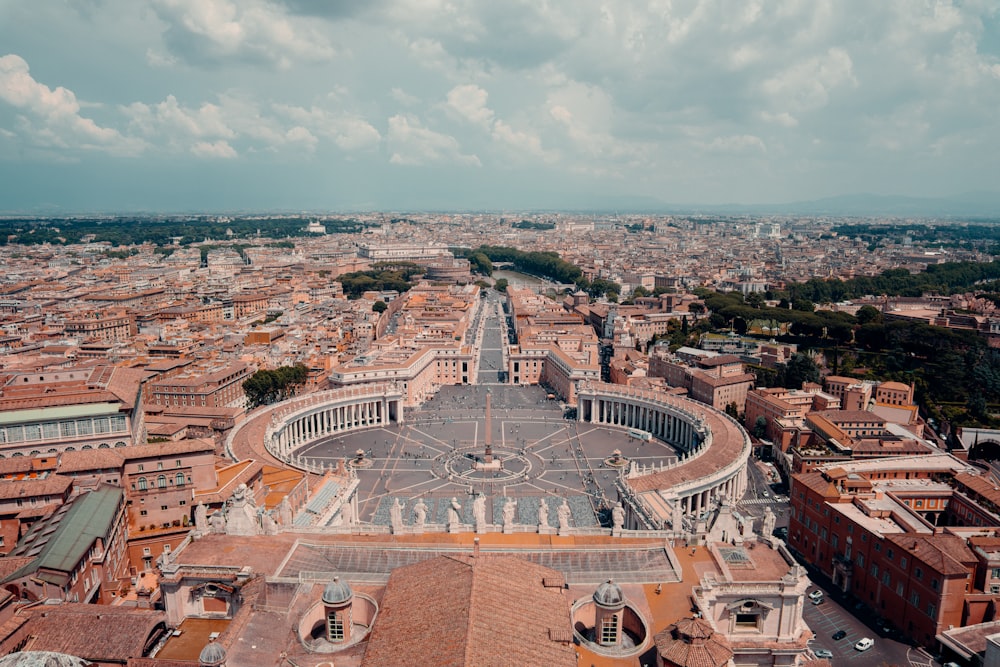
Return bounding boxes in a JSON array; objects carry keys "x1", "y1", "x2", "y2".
[{"x1": 239, "y1": 378, "x2": 751, "y2": 535}]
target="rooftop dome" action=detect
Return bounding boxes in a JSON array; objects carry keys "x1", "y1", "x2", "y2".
[
  {"x1": 593, "y1": 579, "x2": 625, "y2": 609},
  {"x1": 654, "y1": 617, "x2": 733, "y2": 667},
  {"x1": 198, "y1": 638, "x2": 227, "y2": 667},
  {"x1": 322, "y1": 576, "x2": 354, "y2": 605},
  {"x1": 0, "y1": 652, "x2": 90, "y2": 667}
]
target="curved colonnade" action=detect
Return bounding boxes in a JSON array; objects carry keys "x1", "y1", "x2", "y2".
[
  {"x1": 576, "y1": 382, "x2": 751, "y2": 532},
  {"x1": 226, "y1": 384, "x2": 405, "y2": 474},
  {"x1": 228, "y1": 381, "x2": 750, "y2": 535}
]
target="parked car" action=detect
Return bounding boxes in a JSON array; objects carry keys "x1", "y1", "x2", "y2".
[
  {"x1": 814, "y1": 649, "x2": 834, "y2": 659},
  {"x1": 855, "y1": 637, "x2": 874, "y2": 652},
  {"x1": 811, "y1": 597, "x2": 824, "y2": 605},
  {"x1": 832, "y1": 630, "x2": 847, "y2": 640},
  {"x1": 808, "y1": 590, "x2": 824, "y2": 601}
]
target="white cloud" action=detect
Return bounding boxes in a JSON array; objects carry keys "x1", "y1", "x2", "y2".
[
  {"x1": 151, "y1": 0, "x2": 334, "y2": 67},
  {"x1": 124, "y1": 95, "x2": 234, "y2": 140},
  {"x1": 274, "y1": 104, "x2": 381, "y2": 151},
  {"x1": 390, "y1": 88, "x2": 420, "y2": 106},
  {"x1": 387, "y1": 114, "x2": 480, "y2": 167},
  {"x1": 491, "y1": 119, "x2": 550, "y2": 160},
  {"x1": 761, "y1": 47, "x2": 856, "y2": 113},
  {"x1": 191, "y1": 139, "x2": 237, "y2": 158},
  {"x1": 0, "y1": 54, "x2": 143, "y2": 156},
  {"x1": 145, "y1": 48, "x2": 178, "y2": 68},
  {"x1": 446, "y1": 84, "x2": 494, "y2": 127},
  {"x1": 761, "y1": 111, "x2": 798, "y2": 128},
  {"x1": 705, "y1": 134, "x2": 767, "y2": 154}
]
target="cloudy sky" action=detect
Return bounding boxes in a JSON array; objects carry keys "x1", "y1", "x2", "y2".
[{"x1": 0, "y1": 0, "x2": 998, "y2": 212}]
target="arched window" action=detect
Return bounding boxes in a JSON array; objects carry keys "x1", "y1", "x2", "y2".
[
  {"x1": 176, "y1": 473, "x2": 185, "y2": 486},
  {"x1": 157, "y1": 475, "x2": 167, "y2": 489},
  {"x1": 138, "y1": 477, "x2": 148, "y2": 491}
]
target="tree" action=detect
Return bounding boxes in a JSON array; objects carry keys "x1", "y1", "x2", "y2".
[
  {"x1": 494, "y1": 278, "x2": 509, "y2": 292},
  {"x1": 372, "y1": 300, "x2": 388, "y2": 313},
  {"x1": 243, "y1": 364, "x2": 309, "y2": 408},
  {"x1": 781, "y1": 353, "x2": 820, "y2": 389},
  {"x1": 688, "y1": 302, "x2": 705, "y2": 315},
  {"x1": 855, "y1": 305, "x2": 882, "y2": 325},
  {"x1": 753, "y1": 416, "x2": 768, "y2": 439},
  {"x1": 746, "y1": 292, "x2": 765, "y2": 308},
  {"x1": 792, "y1": 298, "x2": 815, "y2": 312}
]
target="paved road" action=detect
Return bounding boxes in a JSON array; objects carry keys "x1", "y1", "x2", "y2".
[
  {"x1": 476, "y1": 291, "x2": 506, "y2": 384},
  {"x1": 804, "y1": 582, "x2": 941, "y2": 667}
]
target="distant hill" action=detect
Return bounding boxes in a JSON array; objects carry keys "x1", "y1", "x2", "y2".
[{"x1": 592, "y1": 191, "x2": 1000, "y2": 218}]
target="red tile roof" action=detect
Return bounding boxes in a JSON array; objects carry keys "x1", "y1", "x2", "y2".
[{"x1": 361, "y1": 554, "x2": 577, "y2": 667}]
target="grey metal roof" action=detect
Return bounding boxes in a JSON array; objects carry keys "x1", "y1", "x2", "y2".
[{"x1": 6, "y1": 486, "x2": 122, "y2": 582}]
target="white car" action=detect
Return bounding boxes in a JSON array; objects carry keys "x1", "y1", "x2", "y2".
[
  {"x1": 813, "y1": 649, "x2": 834, "y2": 659},
  {"x1": 808, "y1": 590, "x2": 824, "y2": 601},
  {"x1": 854, "y1": 637, "x2": 874, "y2": 652}
]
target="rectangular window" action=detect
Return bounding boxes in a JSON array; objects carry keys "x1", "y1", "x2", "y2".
[
  {"x1": 871, "y1": 564, "x2": 879, "y2": 577},
  {"x1": 735, "y1": 613, "x2": 758, "y2": 629},
  {"x1": 60, "y1": 421, "x2": 77, "y2": 437},
  {"x1": 161, "y1": 505, "x2": 168, "y2": 511},
  {"x1": 927, "y1": 603, "x2": 936, "y2": 618},
  {"x1": 42, "y1": 422, "x2": 59, "y2": 439},
  {"x1": 910, "y1": 592, "x2": 920, "y2": 606},
  {"x1": 874, "y1": 543, "x2": 881, "y2": 552},
  {"x1": 327, "y1": 612, "x2": 344, "y2": 642},
  {"x1": 76, "y1": 419, "x2": 93, "y2": 435},
  {"x1": 140, "y1": 510, "x2": 147, "y2": 516},
  {"x1": 915, "y1": 567, "x2": 922, "y2": 580},
  {"x1": 601, "y1": 616, "x2": 619, "y2": 644},
  {"x1": 883, "y1": 572, "x2": 891, "y2": 586},
  {"x1": 900, "y1": 557, "x2": 907, "y2": 569},
  {"x1": 110, "y1": 415, "x2": 126, "y2": 432},
  {"x1": 992, "y1": 568, "x2": 1000, "y2": 579},
  {"x1": 23, "y1": 424, "x2": 41, "y2": 441},
  {"x1": 832, "y1": 535, "x2": 838, "y2": 549},
  {"x1": 897, "y1": 582, "x2": 904, "y2": 596},
  {"x1": 93, "y1": 417, "x2": 110, "y2": 434}
]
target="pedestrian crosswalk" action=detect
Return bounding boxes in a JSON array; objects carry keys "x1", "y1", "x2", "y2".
[{"x1": 738, "y1": 497, "x2": 785, "y2": 506}]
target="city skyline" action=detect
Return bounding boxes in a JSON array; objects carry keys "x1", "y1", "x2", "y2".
[{"x1": 1, "y1": 1, "x2": 999, "y2": 213}]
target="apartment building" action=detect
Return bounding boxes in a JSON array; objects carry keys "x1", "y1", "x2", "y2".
[
  {"x1": 147, "y1": 362, "x2": 253, "y2": 410},
  {"x1": 2, "y1": 485, "x2": 129, "y2": 604},
  {"x1": 788, "y1": 455, "x2": 997, "y2": 647},
  {"x1": 0, "y1": 365, "x2": 147, "y2": 458}
]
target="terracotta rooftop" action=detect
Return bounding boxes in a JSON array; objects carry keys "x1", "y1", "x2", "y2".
[
  {"x1": 883, "y1": 533, "x2": 976, "y2": 576},
  {"x1": 0, "y1": 603, "x2": 166, "y2": 663},
  {"x1": 626, "y1": 400, "x2": 749, "y2": 492},
  {"x1": 654, "y1": 616, "x2": 733, "y2": 667},
  {"x1": 361, "y1": 554, "x2": 576, "y2": 667}
]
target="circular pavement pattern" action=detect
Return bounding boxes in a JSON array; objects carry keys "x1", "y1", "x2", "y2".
[{"x1": 295, "y1": 384, "x2": 681, "y2": 525}]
